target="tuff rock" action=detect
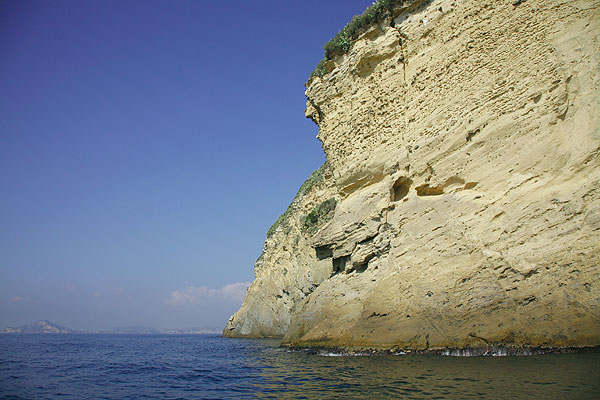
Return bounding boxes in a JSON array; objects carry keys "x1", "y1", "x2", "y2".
[{"x1": 224, "y1": 0, "x2": 600, "y2": 351}]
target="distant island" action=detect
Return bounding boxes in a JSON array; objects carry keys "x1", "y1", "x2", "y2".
[
  {"x1": 3, "y1": 320, "x2": 79, "y2": 334},
  {"x1": 2, "y1": 320, "x2": 220, "y2": 335}
]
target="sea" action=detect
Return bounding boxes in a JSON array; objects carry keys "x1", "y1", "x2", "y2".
[{"x1": 1, "y1": 334, "x2": 598, "y2": 399}]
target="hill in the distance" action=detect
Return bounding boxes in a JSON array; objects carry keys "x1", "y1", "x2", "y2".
[
  {"x1": 2, "y1": 320, "x2": 221, "y2": 334},
  {"x1": 3, "y1": 320, "x2": 79, "y2": 334}
]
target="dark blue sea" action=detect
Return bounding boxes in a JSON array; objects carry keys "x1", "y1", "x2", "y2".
[{"x1": 0, "y1": 334, "x2": 598, "y2": 399}]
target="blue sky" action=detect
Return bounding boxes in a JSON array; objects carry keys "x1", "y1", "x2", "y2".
[{"x1": 0, "y1": 0, "x2": 374, "y2": 331}]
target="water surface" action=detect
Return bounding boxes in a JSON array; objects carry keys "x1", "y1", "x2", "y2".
[{"x1": 1, "y1": 334, "x2": 598, "y2": 399}]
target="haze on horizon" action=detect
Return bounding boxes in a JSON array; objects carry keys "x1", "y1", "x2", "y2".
[{"x1": 0, "y1": 0, "x2": 375, "y2": 331}]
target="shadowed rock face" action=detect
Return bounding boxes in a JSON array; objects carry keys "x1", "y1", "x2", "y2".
[{"x1": 225, "y1": 0, "x2": 600, "y2": 350}]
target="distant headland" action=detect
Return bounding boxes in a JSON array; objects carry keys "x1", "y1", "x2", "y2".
[
  {"x1": 2, "y1": 320, "x2": 220, "y2": 335},
  {"x1": 3, "y1": 320, "x2": 79, "y2": 334}
]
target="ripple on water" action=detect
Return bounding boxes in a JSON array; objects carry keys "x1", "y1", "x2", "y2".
[{"x1": 0, "y1": 335, "x2": 599, "y2": 399}]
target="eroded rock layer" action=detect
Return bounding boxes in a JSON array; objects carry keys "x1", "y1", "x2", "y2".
[{"x1": 225, "y1": 0, "x2": 600, "y2": 350}]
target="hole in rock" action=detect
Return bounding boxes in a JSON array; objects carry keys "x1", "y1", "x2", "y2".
[
  {"x1": 415, "y1": 184, "x2": 444, "y2": 196},
  {"x1": 355, "y1": 263, "x2": 368, "y2": 273},
  {"x1": 315, "y1": 245, "x2": 333, "y2": 260},
  {"x1": 392, "y1": 177, "x2": 413, "y2": 201}
]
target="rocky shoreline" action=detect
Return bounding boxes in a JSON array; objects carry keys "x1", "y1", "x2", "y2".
[{"x1": 286, "y1": 344, "x2": 600, "y2": 357}]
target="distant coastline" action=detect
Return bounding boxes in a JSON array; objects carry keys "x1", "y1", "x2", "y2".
[{"x1": 2, "y1": 320, "x2": 220, "y2": 335}]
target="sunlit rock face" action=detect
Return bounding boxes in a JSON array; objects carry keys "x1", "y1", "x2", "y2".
[{"x1": 225, "y1": 0, "x2": 600, "y2": 350}]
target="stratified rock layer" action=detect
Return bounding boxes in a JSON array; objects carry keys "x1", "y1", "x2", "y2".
[{"x1": 225, "y1": 0, "x2": 600, "y2": 350}]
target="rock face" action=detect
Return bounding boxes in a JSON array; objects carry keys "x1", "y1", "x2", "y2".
[{"x1": 224, "y1": 0, "x2": 600, "y2": 350}]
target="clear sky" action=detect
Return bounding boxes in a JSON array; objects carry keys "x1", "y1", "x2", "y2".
[{"x1": 0, "y1": 0, "x2": 376, "y2": 331}]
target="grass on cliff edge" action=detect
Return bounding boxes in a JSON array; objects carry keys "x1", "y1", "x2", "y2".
[
  {"x1": 310, "y1": 0, "x2": 419, "y2": 78},
  {"x1": 301, "y1": 198, "x2": 337, "y2": 235},
  {"x1": 266, "y1": 162, "x2": 328, "y2": 238}
]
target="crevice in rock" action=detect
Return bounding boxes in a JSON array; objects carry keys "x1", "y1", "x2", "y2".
[
  {"x1": 356, "y1": 265, "x2": 368, "y2": 273},
  {"x1": 347, "y1": 253, "x2": 375, "y2": 274},
  {"x1": 466, "y1": 127, "x2": 480, "y2": 142},
  {"x1": 306, "y1": 95, "x2": 323, "y2": 125},
  {"x1": 368, "y1": 312, "x2": 389, "y2": 318},
  {"x1": 302, "y1": 284, "x2": 318, "y2": 297},
  {"x1": 340, "y1": 172, "x2": 385, "y2": 197},
  {"x1": 468, "y1": 333, "x2": 490, "y2": 344},
  {"x1": 523, "y1": 268, "x2": 539, "y2": 279},
  {"x1": 391, "y1": 24, "x2": 409, "y2": 83},
  {"x1": 352, "y1": 256, "x2": 373, "y2": 274},
  {"x1": 332, "y1": 255, "x2": 350, "y2": 276},
  {"x1": 521, "y1": 295, "x2": 537, "y2": 306},
  {"x1": 414, "y1": 174, "x2": 475, "y2": 196},
  {"x1": 357, "y1": 233, "x2": 379, "y2": 246}
]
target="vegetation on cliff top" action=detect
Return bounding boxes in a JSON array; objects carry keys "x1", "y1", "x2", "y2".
[
  {"x1": 266, "y1": 162, "x2": 328, "y2": 238},
  {"x1": 310, "y1": 0, "x2": 419, "y2": 78}
]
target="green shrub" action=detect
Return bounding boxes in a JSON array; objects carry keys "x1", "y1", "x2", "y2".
[
  {"x1": 266, "y1": 211, "x2": 290, "y2": 238},
  {"x1": 293, "y1": 161, "x2": 328, "y2": 201},
  {"x1": 302, "y1": 198, "x2": 337, "y2": 235},
  {"x1": 310, "y1": 0, "x2": 416, "y2": 78},
  {"x1": 310, "y1": 58, "x2": 329, "y2": 78},
  {"x1": 266, "y1": 162, "x2": 328, "y2": 238}
]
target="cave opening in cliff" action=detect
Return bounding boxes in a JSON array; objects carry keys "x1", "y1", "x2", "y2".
[
  {"x1": 392, "y1": 176, "x2": 412, "y2": 201},
  {"x1": 315, "y1": 245, "x2": 333, "y2": 260}
]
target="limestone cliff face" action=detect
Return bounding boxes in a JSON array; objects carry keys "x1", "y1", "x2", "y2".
[{"x1": 225, "y1": 0, "x2": 600, "y2": 350}]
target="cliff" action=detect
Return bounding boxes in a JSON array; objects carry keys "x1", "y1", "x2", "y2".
[
  {"x1": 224, "y1": 0, "x2": 600, "y2": 351},
  {"x1": 223, "y1": 164, "x2": 338, "y2": 337}
]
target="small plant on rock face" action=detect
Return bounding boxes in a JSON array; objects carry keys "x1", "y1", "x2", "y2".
[
  {"x1": 302, "y1": 198, "x2": 337, "y2": 235},
  {"x1": 311, "y1": 58, "x2": 329, "y2": 78},
  {"x1": 310, "y1": 0, "x2": 419, "y2": 78},
  {"x1": 266, "y1": 162, "x2": 328, "y2": 238}
]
